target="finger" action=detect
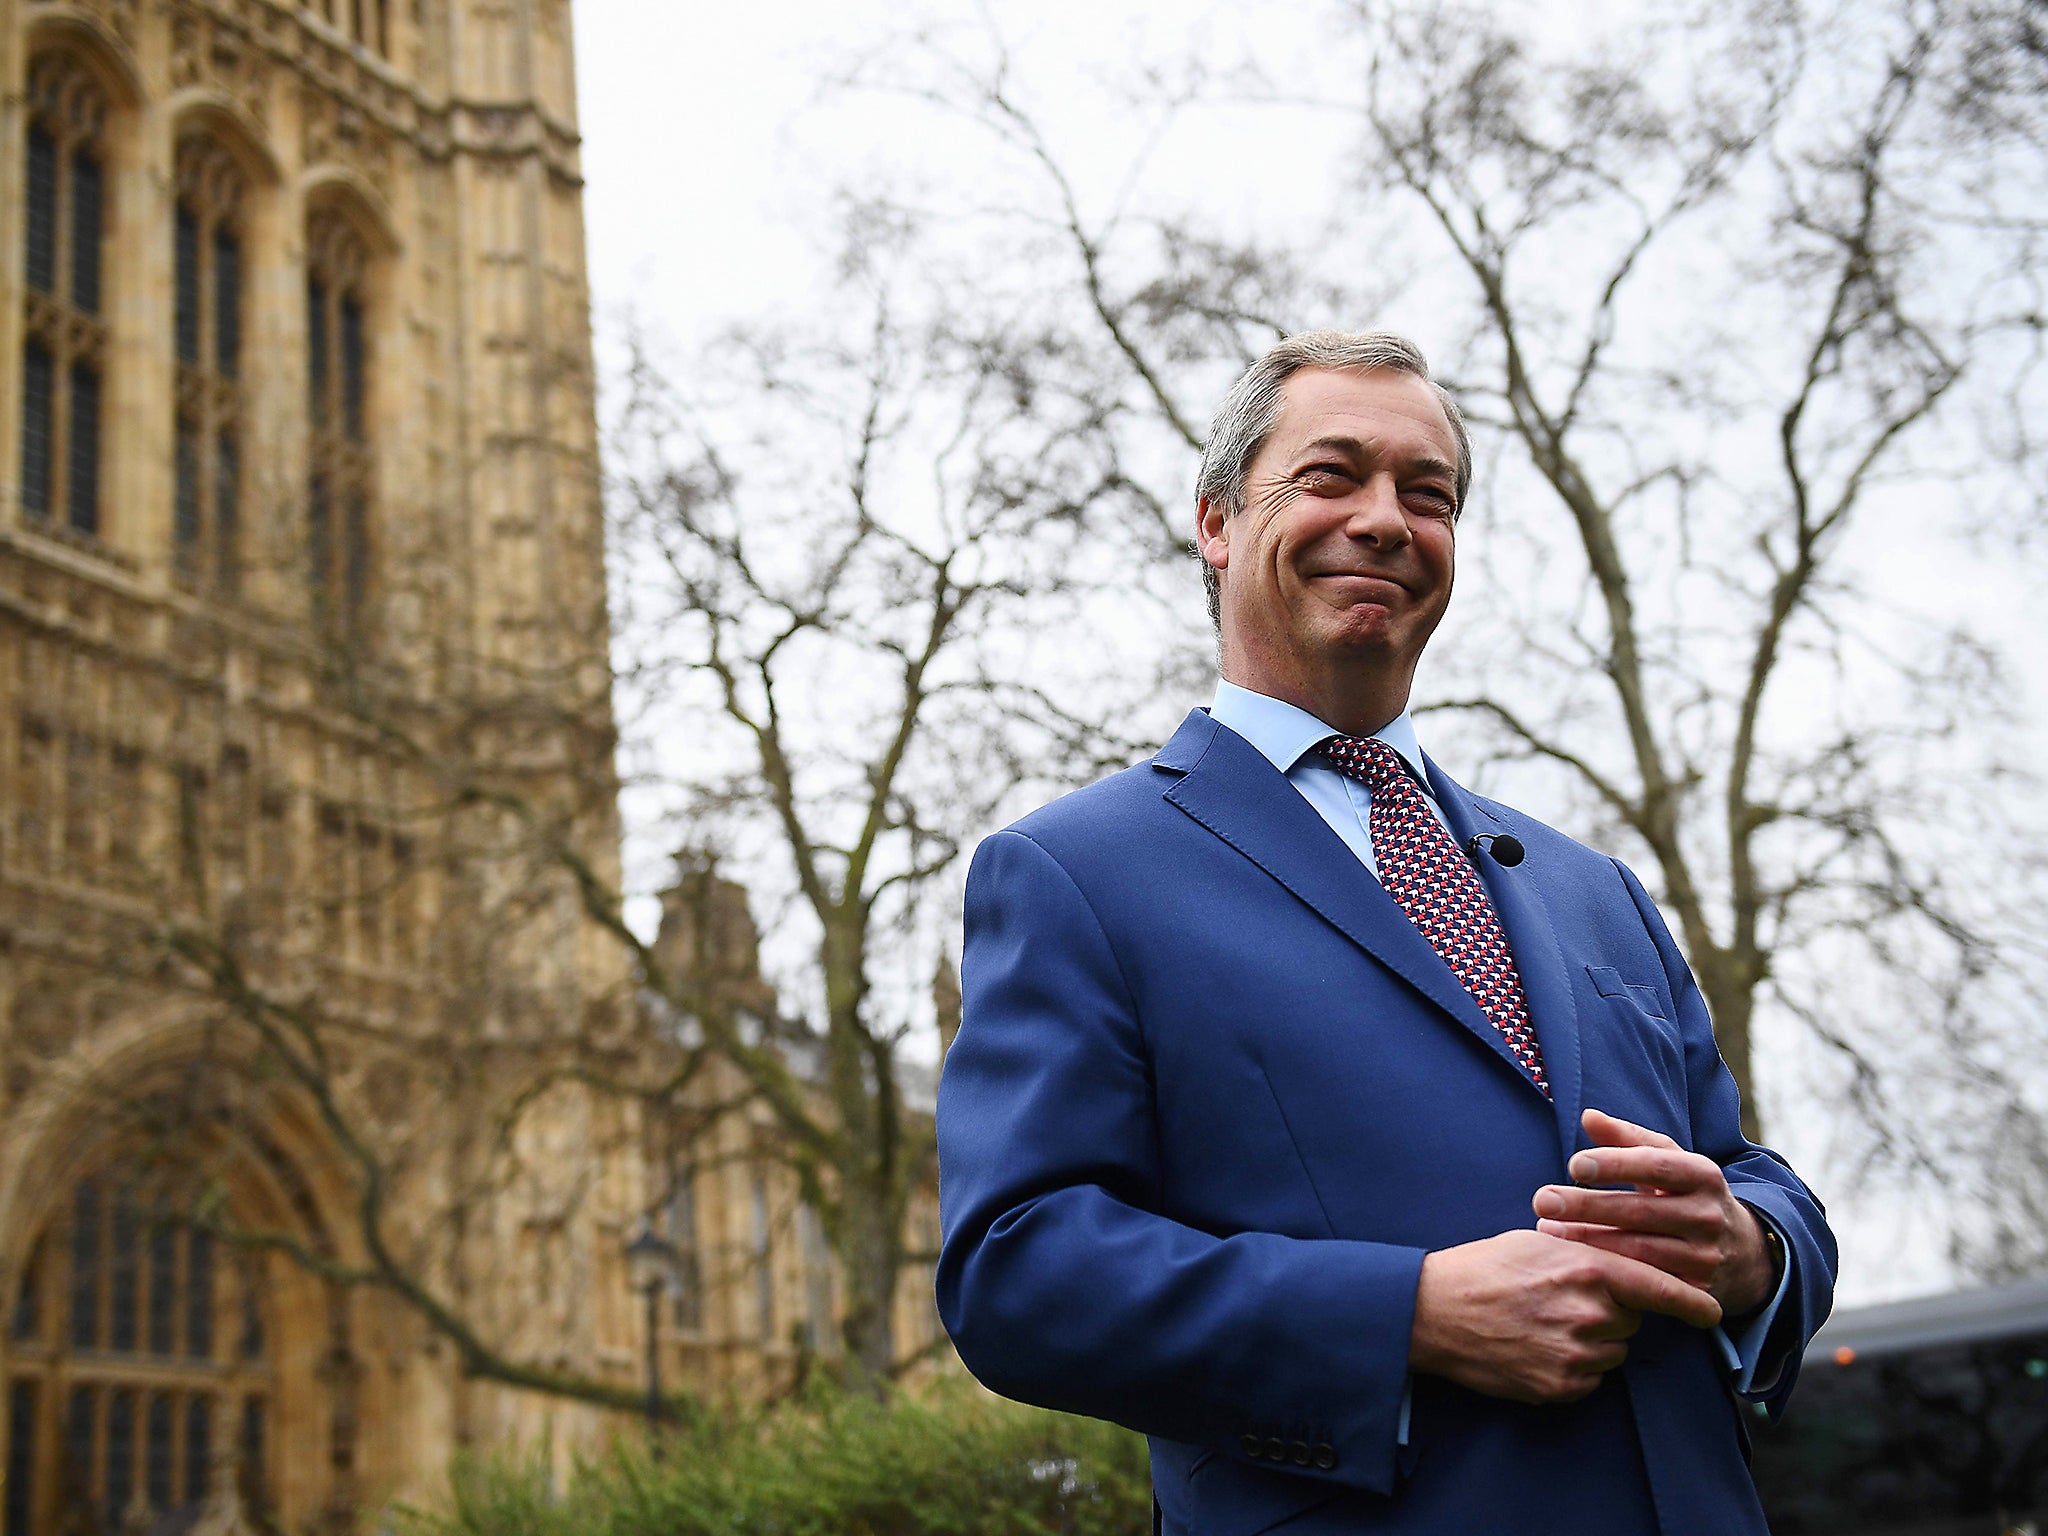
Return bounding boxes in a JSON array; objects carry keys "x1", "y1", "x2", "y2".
[
  {"x1": 1534, "y1": 1217, "x2": 1622, "y2": 1244},
  {"x1": 1568, "y1": 1144, "x2": 1721, "y2": 1193},
  {"x1": 1547, "y1": 1371, "x2": 1604, "y2": 1403},
  {"x1": 1592, "y1": 1250, "x2": 1722, "y2": 1329},
  {"x1": 1579, "y1": 1306, "x2": 1643, "y2": 1344},
  {"x1": 1536, "y1": 1185, "x2": 1718, "y2": 1236},
  {"x1": 1538, "y1": 1222, "x2": 1712, "y2": 1283},
  {"x1": 1580, "y1": 1108, "x2": 1680, "y2": 1151},
  {"x1": 1575, "y1": 1342, "x2": 1630, "y2": 1376},
  {"x1": 1530, "y1": 1350, "x2": 1631, "y2": 1405}
]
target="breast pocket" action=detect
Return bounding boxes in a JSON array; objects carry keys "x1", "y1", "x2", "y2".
[{"x1": 1582, "y1": 965, "x2": 1690, "y2": 1136}]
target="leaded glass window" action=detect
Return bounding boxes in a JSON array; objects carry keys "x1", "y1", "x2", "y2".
[
  {"x1": 171, "y1": 138, "x2": 245, "y2": 597},
  {"x1": 665, "y1": 1167, "x2": 704, "y2": 1333},
  {"x1": 2, "y1": 1176, "x2": 275, "y2": 1535},
  {"x1": 306, "y1": 211, "x2": 375, "y2": 631},
  {"x1": 11, "y1": 1240, "x2": 42, "y2": 1343},
  {"x1": 184, "y1": 1396, "x2": 211, "y2": 1515},
  {"x1": 21, "y1": 342, "x2": 55, "y2": 520},
  {"x1": 6, "y1": 1381, "x2": 37, "y2": 1536},
  {"x1": 18, "y1": 54, "x2": 108, "y2": 539},
  {"x1": 751, "y1": 1174, "x2": 774, "y2": 1345},
  {"x1": 144, "y1": 1393, "x2": 173, "y2": 1511}
]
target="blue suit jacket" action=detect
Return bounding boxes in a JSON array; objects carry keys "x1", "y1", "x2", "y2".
[{"x1": 936, "y1": 711, "x2": 1837, "y2": 1536}]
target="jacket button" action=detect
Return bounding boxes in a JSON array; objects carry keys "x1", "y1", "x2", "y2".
[
  {"x1": 1289, "y1": 1441, "x2": 1311, "y2": 1466},
  {"x1": 1239, "y1": 1434, "x2": 1262, "y2": 1459},
  {"x1": 1263, "y1": 1438, "x2": 1287, "y2": 1462},
  {"x1": 1312, "y1": 1444, "x2": 1337, "y2": 1470}
]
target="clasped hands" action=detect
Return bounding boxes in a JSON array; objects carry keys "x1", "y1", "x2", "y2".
[{"x1": 1409, "y1": 1108, "x2": 1776, "y2": 1404}]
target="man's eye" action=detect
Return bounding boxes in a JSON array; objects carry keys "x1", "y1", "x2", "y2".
[
  {"x1": 1405, "y1": 488, "x2": 1456, "y2": 515},
  {"x1": 1298, "y1": 465, "x2": 1351, "y2": 487}
]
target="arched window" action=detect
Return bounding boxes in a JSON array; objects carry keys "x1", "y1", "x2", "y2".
[
  {"x1": 172, "y1": 138, "x2": 246, "y2": 597},
  {"x1": 305, "y1": 211, "x2": 373, "y2": 631},
  {"x1": 19, "y1": 54, "x2": 108, "y2": 540},
  {"x1": 5, "y1": 1176, "x2": 273, "y2": 1535},
  {"x1": 751, "y1": 1171, "x2": 774, "y2": 1345},
  {"x1": 663, "y1": 1163, "x2": 704, "y2": 1334}
]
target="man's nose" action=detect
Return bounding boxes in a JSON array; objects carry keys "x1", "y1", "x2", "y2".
[{"x1": 1344, "y1": 477, "x2": 1411, "y2": 544}]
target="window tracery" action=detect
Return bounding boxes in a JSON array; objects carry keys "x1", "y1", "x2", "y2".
[
  {"x1": 19, "y1": 54, "x2": 109, "y2": 541},
  {"x1": 751, "y1": 1172, "x2": 774, "y2": 1344},
  {"x1": 665, "y1": 1166, "x2": 704, "y2": 1334},
  {"x1": 5, "y1": 1176, "x2": 273, "y2": 1534},
  {"x1": 171, "y1": 138, "x2": 247, "y2": 597},
  {"x1": 306, "y1": 211, "x2": 375, "y2": 632}
]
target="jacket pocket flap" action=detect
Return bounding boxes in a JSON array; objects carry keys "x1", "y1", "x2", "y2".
[
  {"x1": 1585, "y1": 965, "x2": 1628, "y2": 997},
  {"x1": 1585, "y1": 965, "x2": 1668, "y2": 1019}
]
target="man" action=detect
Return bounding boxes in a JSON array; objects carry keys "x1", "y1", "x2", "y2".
[{"x1": 935, "y1": 331, "x2": 1836, "y2": 1535}]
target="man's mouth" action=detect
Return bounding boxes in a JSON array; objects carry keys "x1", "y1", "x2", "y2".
[{"x1": 1310, "y1": 571, "x2": 1407, "y2": 597}]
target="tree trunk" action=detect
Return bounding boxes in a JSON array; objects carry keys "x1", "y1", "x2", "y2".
[
  {"x1": 837, "y1": 1180, "x2": 899, "y2": 1388},
  {"x1": 1694, "y1": 947, "x2": 1763, "y2": 1145}
]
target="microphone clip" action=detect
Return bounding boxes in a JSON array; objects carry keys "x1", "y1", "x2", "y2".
[{"x1": 1463, "y1": 832, "x2": 1526, "y2": 868}]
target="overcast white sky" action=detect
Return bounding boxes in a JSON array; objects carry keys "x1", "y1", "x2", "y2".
[{"x1": 571, "y1": 0, "x2": 1389, "y2": 346}]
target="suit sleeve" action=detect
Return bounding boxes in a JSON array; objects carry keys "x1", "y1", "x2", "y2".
[
  {"x1": 937, "y1": 829, "x2": 1425, "y2": 1496},
  {"x1": 1614, "y1": 858, "x2": 1838, "y2": 1417}
]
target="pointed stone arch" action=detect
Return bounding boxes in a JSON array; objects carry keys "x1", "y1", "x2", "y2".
[
  {"x1": 301, "y1": 167, "x2": 401, "y2": 262},
  {"x1": 21, "y1": 10, "x2": 145, "y2": 114},
  {"x1": 162, "y1": 93, "x2": 281, "y2": 193},
  {"x1": 0, "y1": 1015, "x2": 364, "y2": 1536}
]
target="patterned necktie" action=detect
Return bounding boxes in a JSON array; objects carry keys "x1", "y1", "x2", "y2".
[{"x1": 1316, "y1": 735, "x2": 1549, "y2": 1096}]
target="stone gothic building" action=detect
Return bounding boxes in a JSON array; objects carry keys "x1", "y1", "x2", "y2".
[{"x1": 0, "y1": 3, "x2": 941, "y2": 1533}]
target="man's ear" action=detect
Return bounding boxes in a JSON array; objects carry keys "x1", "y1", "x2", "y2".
[{"x1": 1196, "y1": 497, "x2": 1229, "y2": 571}]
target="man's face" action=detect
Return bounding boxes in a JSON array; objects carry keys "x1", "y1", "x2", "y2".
[{"x1": 1198, "y1": 367, "x2": 1460, "y2": 713}]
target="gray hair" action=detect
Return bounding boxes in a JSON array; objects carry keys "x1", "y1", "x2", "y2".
[{"x1": 1195, "y1": 330, "x2": 1471, "y2": 630}]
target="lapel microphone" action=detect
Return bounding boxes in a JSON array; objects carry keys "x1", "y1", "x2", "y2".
[{"x1": 1463, "y1": 832, "x2": 1526, "y2": 868}]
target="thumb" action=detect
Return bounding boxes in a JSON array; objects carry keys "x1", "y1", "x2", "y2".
[{"x1": 1582, "y1": 1107, "x2": 1679, "y2": 1151}]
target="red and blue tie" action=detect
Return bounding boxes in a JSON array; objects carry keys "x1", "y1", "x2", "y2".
[{"x1": 1316, "y1": 735, "x2": 1550, "y2": 1096}]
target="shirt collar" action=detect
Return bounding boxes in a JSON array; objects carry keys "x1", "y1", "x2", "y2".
[{"x1": 1210, "y1": 678, "x2": 1432, "y2": 791}]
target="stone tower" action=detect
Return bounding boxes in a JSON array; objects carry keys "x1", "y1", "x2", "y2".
[{"x1": 0, "y1": 0, "x2": 649, "y2": 1529}]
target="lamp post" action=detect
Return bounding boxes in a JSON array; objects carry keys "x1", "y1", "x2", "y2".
[{"x1": 623, "y1": 1220, "x2": 678, "y2": 1455}]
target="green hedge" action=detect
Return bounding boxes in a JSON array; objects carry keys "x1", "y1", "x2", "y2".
[{"x1": 400, "y1": 1383, "x2": 1154, "y2": 1536}]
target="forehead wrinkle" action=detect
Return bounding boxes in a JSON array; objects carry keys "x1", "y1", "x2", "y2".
[{"x1": 1283, "y1": 432, "x2": 1457, "y2": 482}]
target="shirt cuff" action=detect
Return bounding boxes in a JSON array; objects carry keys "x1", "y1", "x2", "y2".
[
  {"x1": 1712, "y1": 1203, "x2": 1793, "y2": 1395},
  {"x1": 1397, "y1": 1380, "x2": 1412, "y2": 1445}
]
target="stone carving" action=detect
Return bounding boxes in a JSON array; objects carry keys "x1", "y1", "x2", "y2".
[
  {"x1": 175, "y1": 132, "x2": 245, "y2": 216},
  {"x1": 169, "y1": 3, "x2": 274, "y2": 128},
  {"x1": 63, "y1": 0, "x2": 140, "y2": 46},
  {"x1": 27, "y1": 50, "x2": 105, "y2": 145},
  {"x1": 303, "y1": 84, "x2": 396, "y2": 199}
]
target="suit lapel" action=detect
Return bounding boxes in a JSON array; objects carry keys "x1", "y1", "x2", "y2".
[
  {"x1": 1155, "y1": 713, "x2": 1533, "y2": 1087},
  {"x1": 1425, "y1": 754, "x2": 1587, "y2": 1160}
]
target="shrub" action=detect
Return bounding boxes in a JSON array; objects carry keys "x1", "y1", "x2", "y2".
[{"x1": 400, "y1": 1381, "x2": 1154, "y2": 1536}]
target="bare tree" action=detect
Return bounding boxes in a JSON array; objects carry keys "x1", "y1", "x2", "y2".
[
  {"x1": 1345, "y1": 0, "x2": 2048, "y2": 1134},
  {"x1": 869, "y1": 0, "x2": 2048, "y2": 1275},
  {"x1": 599, "y1": 204, "x2": 1168, "y2": 1381}
]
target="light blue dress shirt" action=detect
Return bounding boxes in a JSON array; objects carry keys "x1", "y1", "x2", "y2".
[
  {"x1": 1207, "y1": 679, "x2": 1793, "y2": 1409},
  {"x1": 1209, "y1": 679, "x2": 1450, "y2": 874}
]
